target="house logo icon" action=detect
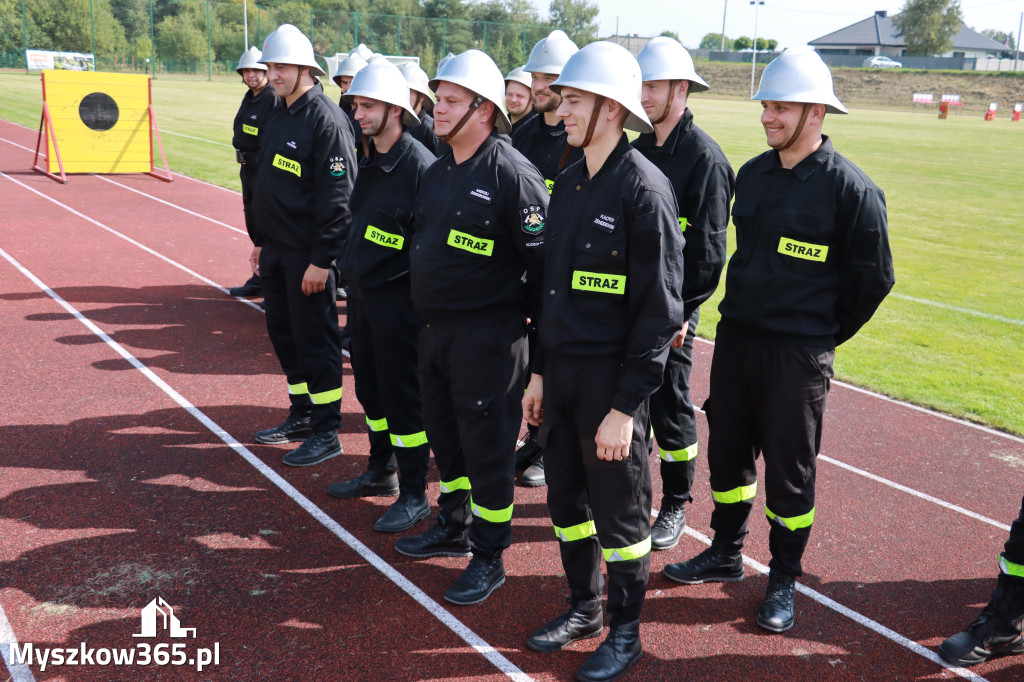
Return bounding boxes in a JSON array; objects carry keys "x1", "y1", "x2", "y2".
[{"x1": 132, "y1": 597, "x2": 196, "y2": 638}]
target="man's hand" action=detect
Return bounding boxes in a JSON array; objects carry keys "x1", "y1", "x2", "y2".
[
  {"x1": 595, "y1": 408, "x2": 633, "y2": 461},
  {"x1": 670, "y1": 320, "x2": 690, "y2": 348},
  {"x1": 522, "y1": 373, "x2": 544, "y2": 426},
  {"x1": 249, "y1": 246, "x2": 262, "y2": 277},
  {"x1": 302, "y1": 264, "x2": 329, "y2": 295}
]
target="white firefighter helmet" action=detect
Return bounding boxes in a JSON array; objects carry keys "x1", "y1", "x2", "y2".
[
  {"x1": 236, "y1": 46, "x2": 266, "y2": 74},
  {"x1": 343, "y1": 60, "x2": 420, "y2": 127},
  {"x1": 753, "y1": 48, "x2": 847, "y2": 114},
  {"x1": 523, "y1": 29, "x2": 579, "y2": 75},
  {"x1": 504, "y1": 66, "x2": 532, "y2": 89},
  {"x1": 551, "y1": 41, "x2": 653, "y2": 134},
  {"x1": 332, "y1": 49, "x2": 368, "y2": 80},
  {"x1": 429, "y1": 49, "x2": 511, "y2": 134},
  {"x1": 259, "y1": 24, "x2": 325, "y2": 77},
  {"x1": 398, "y1": 61, "x2": 433, "y2": 101},
  {"x1": 636, "y1": 36, "x2": 710, "y2": 92},
  {"x1": 434, "y1": 52, "x2": 456, "y2": 79}
]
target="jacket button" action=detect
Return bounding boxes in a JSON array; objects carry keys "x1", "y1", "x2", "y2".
[
  {"x1": 456, "y1": 210, "x2": 461, "y2": 216},
  {"x1": 611, "y1": 250, "x2": 618, "y2": 256},
  {"x1": 484, "y1": 220, "x2": 490, "y2": 226},
  {"x1": 585, "y1": 242, "x2": 591, "y2": 248},
  {"x1": 576, "y1": 185, "x2": 581, "y2": 190},
  {"x1": 549, "y1": 290, "x2": 555, "y2": 295},
  {"x1": 477, "y1": 400, "x2": 483, "y2": 406}
]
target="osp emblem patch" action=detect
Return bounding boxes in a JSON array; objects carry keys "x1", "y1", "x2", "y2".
[
  {"x1": 328, "y1": 156, "x2": 347, "y2": 177},
  {"x1": 521, "y1": 205, "x2": 545, "y2": 234}
]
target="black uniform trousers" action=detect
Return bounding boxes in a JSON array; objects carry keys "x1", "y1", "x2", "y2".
[
  {"x1": 539, "y1": 355, "x2": 653, "y2": 626},
  {"x1": 648, "y1": 308, "x2": 700, "y2": 508},
  {"x1": 706, "y1": 324, "x2": 833, "y2": 577},
  {"x1": 348, "y1": 288, "x2": 429, "y2": 498},
  {"x1": 239, "y1": 161, "x2": 259, "y2": 242},
  {"x1": 418, "y1": 313, "x2": 528, "y2": 554},
  {"x1": 1003, "y1": 495, "x2": 1024, "y2": 571},
  {"x1": 260, "y1": 248, "x2": 343, "y2": 433}
]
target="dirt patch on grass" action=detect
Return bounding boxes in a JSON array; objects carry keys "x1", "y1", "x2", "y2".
[{"x1": 698, "y1": 61, "x2": 1024, "y2": 113}]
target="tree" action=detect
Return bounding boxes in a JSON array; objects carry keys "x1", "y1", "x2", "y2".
[
  {"x1": 547, "y1": 0, "x2": 598, "y2": 46},
  {"x1": 733, "y1": 35, "x2": 751, "y2": 50},
  {"x1": 980, "y1": 28, "x2": 1015, "y2": 50},
  {"x1": 894, "y1": 0, "x2": 963, "y2": 56},
  {"x1": 756, "y1": 37, "x2": 777, "y2": 51},
  {"x1": 699, "y1": 32, "x2": 730, "y2": 50},
  {"x1": 659, "y1": 30, "x2": 680, "y2": 42}
]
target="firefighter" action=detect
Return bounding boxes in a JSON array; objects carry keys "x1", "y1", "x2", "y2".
[
  {"x1": 249, "y1": 24, "x2": 357, "y2": 467},
  {"x1": 662, "y1": 48, "x2": 894, "y2": 633},
  {"x1": 504, "y1": 66, "x2": 536, "y2": 131},
  {"x1": 395, "y1": 49, "x2": 548, "y2": 607},
  {"x1": 632, "y1": 37, "x2": 734, "y2": 551},
  {"x1": 398, "y1": 61, "x2": 440, "y2": 155},
  {"x1": 511, "y1": 29, "x2": 585, "y2": 488},
  {"x1": 326, "y1": 60, "x2": 436, "y2": 534},
  {"x1": 330, "y1": 46, "x2": 368, "y2": 153},
  {"x1": 521, "y1": 41, "x2": 684, "y2": 682},
  {"x1": 228, "y1": 46, "x2": 279, "y2": 300}
]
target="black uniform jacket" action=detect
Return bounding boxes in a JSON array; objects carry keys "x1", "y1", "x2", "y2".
[
  {"x1": 721, "y1": 136, "x2": 895, "y2": 347},
  {"x1": 410, "y1": 133, "x2": 549, "y2": 324},
  {"x1": 538, "y1": 134, "x2": 686, "y2": 416},
  {"x1": 338, "y1": 132, "x2": 435, "y2": 296},
  {"x1": 511, "y1": 114, "x2": 584, "y2": 192},
  {"x1": 232, "y1": 85, "x2": 279, "y2": 155},
  {"x1": 510, "y1": 109, "x2": 537, "y2": 135},
  {"x1": 338, "y1": 97, "x2": 362, "y2": 155},
  {"x1": 632, "y1": 109, "x2": 734, "y2": 319},
  {"x1": 407, "y1": 111, "x2": 440, "y2": 156},
  {"x1": 253, "y1": 82, "x2": 357, "y2": 269}
]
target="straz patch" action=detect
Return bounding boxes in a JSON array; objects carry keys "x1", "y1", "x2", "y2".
[
  {"x1": 242, "y1": 123, "x2": 258, "y2": 136},
  {"x1": 521, "y1": 205, "x2": 545, "y2": 235},
  {"x1": 272, "y1": 154, "x2": 301, "y2": 177},
  {"x1": 447, "y1": 229, "x2": 494, "y2": 256},
  {"x1": 778, "y1": 237, "x2": 828, "y2": 262},
  {"x1": 545, "y1": 178, "x2": 555, "y2": 194},
  {"x1": 328, "y1": 156, "x2": 347, "y2": 177},
  {"x1": 572, "y1": 270, "x2": 626, "y2": 295},
  {"x1": 469, "y1": 187, "x2": 493, "y2": 204},
  {"x1": 365, "y1": 224, "x2": 404, "y2": 250},
  {"x1": 678, "y1": 217, "x2": 687, "y2": 232},
  {"x1": 592, "y1": 213, "x2": 617, "y2": 233}
]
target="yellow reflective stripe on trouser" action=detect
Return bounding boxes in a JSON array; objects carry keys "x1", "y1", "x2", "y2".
[
  {"x1": 471, "y1": 497, "x2": 513, "y2": 523},
  {"x1": 365, "y1": 416, "x2": 388, "y2": 432},
  {"x1": 602, "y1": 536, "x2": 652, "y2": 562},
  {"x1": 288, "y1": 382, "x2": 309, "y2": 396},
  {"x1": 554, "y1": 520, "x2": 597, "y2": 543},
  {"x1": 390, "y1": 431, "x2": 428, "y2": 448},
  {"x1": 712, "y1": 482, "x2": 757, "y2": 504},
  {"x1": 661, "y1": 443, "x2": 698, "y2": 462},
  {"x1": 439, "y1": 477, "x2": 471, "y2": 494},
  {"x1": 765, "y1": 506, "x2": 816, "y2": 531},
  {"x1": 1000, "y1": 555, "x2": 1024, "y2": 579},
  {"x1": 309, "y1": 387, "x2": 343, "y2": 404}
]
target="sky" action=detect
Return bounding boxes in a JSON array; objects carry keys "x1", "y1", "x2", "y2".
[{"x1": 532, "y1": 1, "x2": 1024, "y2": 51}]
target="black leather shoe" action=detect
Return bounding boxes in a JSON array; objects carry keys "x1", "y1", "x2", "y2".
[
  {"x1": 444, "y1": 551, "x2": 506, "y2": 605},
  {"x1": 282, "y1": 431, "x2": 342, "y2": 467},
  {"x1": 527, "y1": 599, "x2": 603, "y2": 652},
  {"x1": 757, "y1": 571, "x2": 797, "y2": 633},
  {"x1": 515, "y1": 434, "x2": 541, "y2": 471},
  {"x1": 651, "y1": 503, "x2": 686, "y2": 550},
  {"x1": 663, "y1": 546, "x2": 743, "y2": 585},
  {"x1": 938, "y1": 574, "x2": 1024, "y2": 666},
  {"x1": 374, "y1": 494, "x2": 430, "y2": 533},
  {"x1": 229, "y1": 274, "x2": 261, "y2": 298},
  {"x1": 395, "y1": 519, "x2": 471, "y2": 558},
  {"x1": 328, "y1": 470, "x2": 399, "y2": 499},
  {"x1": 255, "y1": 414, "x2": 311, "y2": 445},
  {"x1": 576, "y1": 619, "x2": 642, "y2": 682},
  {"x1": 519, "y1": 455, "x2": 546, "y2": 487}
]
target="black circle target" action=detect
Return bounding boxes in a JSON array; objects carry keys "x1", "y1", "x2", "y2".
[{"x1": 79, "y1": 92, "x2": 119, "y2": 131}]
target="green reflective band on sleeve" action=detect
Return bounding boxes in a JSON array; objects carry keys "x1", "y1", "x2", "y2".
[
  {"x1": 572, "y1": 270, "x2": 627, "y2": 295},
  {"x1": 712, "y1": 482, "x2": 757, "y2": 504},
  {"x1": 287, "y1": 382, "x2": 309, "y2": 396},
  {"x1": 471, "y1": 497, "x2": 513, "y2": 523},
  {"x1": 390, "y1": 431, "x2": 428, "y2": 448},
  {"x1": 272, "y1": 153, "x2": 301, "y2": 177},
  {"x1": 678, "y1": 217, "x2": 687, "y2": 232},
  {"x1": 365, "y1": 224, "x2": 404, "y2": 250},
  {"x1": 545, "y1": 178, "x2": 555, "y2": 194},
  {"x1": 440, "y1": 476, "x2": 471, "y2": 494},
  {"x1": 242, "y1": 123, "x2": 258, "y2": 136},
  {"x1": 778, "y1": 237, "x2": 828, "y2": 263},
  {"x1": 309, "y1": 387, "x2": 343, "y2": 404},
  {"x1": 602, "y1": 535, "x2": 652, "y2": 562},
  {"x1": 661, "y1": 443, "x2": 698, "y2": 462},
  {"x1": 447, "y1": 229, "x2": 494, "y2": 256},
  {"x1": 765, "y1": 506, "x2": 816, "y2": 531},
  {"x1": 365, "y1": 416, "x2": 388, "y2": 432},
  {"x1": 1000, "y1": 555, "x2": 1024, "y2": 579},
  {"x1": 554, "y1": 520, "x2": 597, "y2": 543}
]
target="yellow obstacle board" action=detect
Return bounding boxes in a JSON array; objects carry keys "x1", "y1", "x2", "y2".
[{"x1": 43, "y1": 70, "x2": 152, "y2": 174}]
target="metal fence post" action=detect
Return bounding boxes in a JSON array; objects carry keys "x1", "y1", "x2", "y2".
[
  {"x1": 150, "y1": 0, "x2": 156, "y2": 78},
  {"x1": 207, "y1": 0, "x2": 212, "y2": 79},
  {"x1": 397, "y1": 15, "x2": 401, "y2": 53},
  {"x1": 90, "y1": 0, "x2": 96, "y2": 64},
  {"x1": 21, "y1": 0, "x2": 28, "y2": 72}
]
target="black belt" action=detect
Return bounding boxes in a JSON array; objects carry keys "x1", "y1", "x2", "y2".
[{"x1": 236, "y1": 149, "x2": 261, "y2": 164}]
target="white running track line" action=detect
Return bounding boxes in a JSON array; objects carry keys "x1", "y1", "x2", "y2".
[
  {"x1": 0, "y1": 244, "x2": 532, "y2": 682},
  {"x1": 889, "y1": 292, "x2": 1024, "y2": 327},
  {"x1": 161, "y1": 129, "x2": 233, "y2": 147}
]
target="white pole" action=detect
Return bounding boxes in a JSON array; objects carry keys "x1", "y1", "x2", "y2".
[
  {"x1": 721, "y1": 0, "x2": 728, "y2": 51},
  {"x1": 1015, "y1": 11, "x2": 1022, "y2": 73},
  {"x1": 750, "y1": 0, "x2": 763, "y2": 98},
  {"x1": 243, "y1": 0, "x2": 249, "y2": 49}
]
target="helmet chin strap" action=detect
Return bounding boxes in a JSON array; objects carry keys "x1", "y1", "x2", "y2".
[
  {"x1": 363, "y1": 103, "x2": 394, "y2": 158},
  {"x1": 439, "y1": 95, "x2": 483, "y2": 144},
  {"x1": 580, "y1": 94, "x2": 606, "y2": 149},
  {"x1": 650, "y1": 80, "x2": 678, "y2": 126},
  {"x1": 775, "y1": 102, "x2": 810, "y2": 152}
]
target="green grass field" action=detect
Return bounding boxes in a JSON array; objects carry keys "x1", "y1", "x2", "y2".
[{"x1": 2, "y1": 72, "x2": 1022, "y2": 436}]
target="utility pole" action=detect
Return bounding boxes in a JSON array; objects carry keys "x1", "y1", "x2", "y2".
[
  {"x1": 244, "y1": 0, "x2": 249, "y2": 49},
  {"x1": 1015, "y1": 11, "x2": 1022, "y2": 73},
  {"x1": 750, "y1": 0, "x2": 764, "y2": 98},
  {"x1": 721, "y1": 0, "x2": 728, "y2": 51}
]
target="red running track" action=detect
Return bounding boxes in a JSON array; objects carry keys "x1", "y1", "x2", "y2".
[{"x1": 1, "y1": 118, "x2": 1022, "y2": 681}]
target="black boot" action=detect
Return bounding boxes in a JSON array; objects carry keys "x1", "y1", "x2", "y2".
[
  {"x1": 327, "y1": 470, "x2": 399, "y2": 499},
  {"x1": 756, "y1": 571, "x2": 797, "y2": 633},
  {"x1": 939, "y1": 574, "x2": 1024, "y2": 666},
  {"x1": 576, "y1": 619, "x2": 642, "y2": 682},
  {"x1": 515, "y1": 433, "x2": 541, "y2": 471},
  {"x1": 444, "y1": 549, "x2": 506, "y2": 605},
  {"x1": 527, "y1": 598, "x2": 603, "y2": 652},
  {"x1": 373, "y1": 494, "x2": 430, "y2": 533},
  {"x1": 395, "y1": 517, "x2": 471, "y2": 558},
  {"x1": 254, "y1": 414, "x2": 311, "y2": 445},
  {"x1": 651, "y1": 503, "x2": 686, "y2": 550},
  {"x1": 229, "y1": 274, "x2": 261, "y2": 298},
  {"x1": 282, "y1": 431, "x2": 342, "y2": 467},
  {"x1": 663, "y1": 546, "x2": 743, "y2": 585},
  {"x1": 519, "y1": 453, "x2": 546, "y2": 487}
]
